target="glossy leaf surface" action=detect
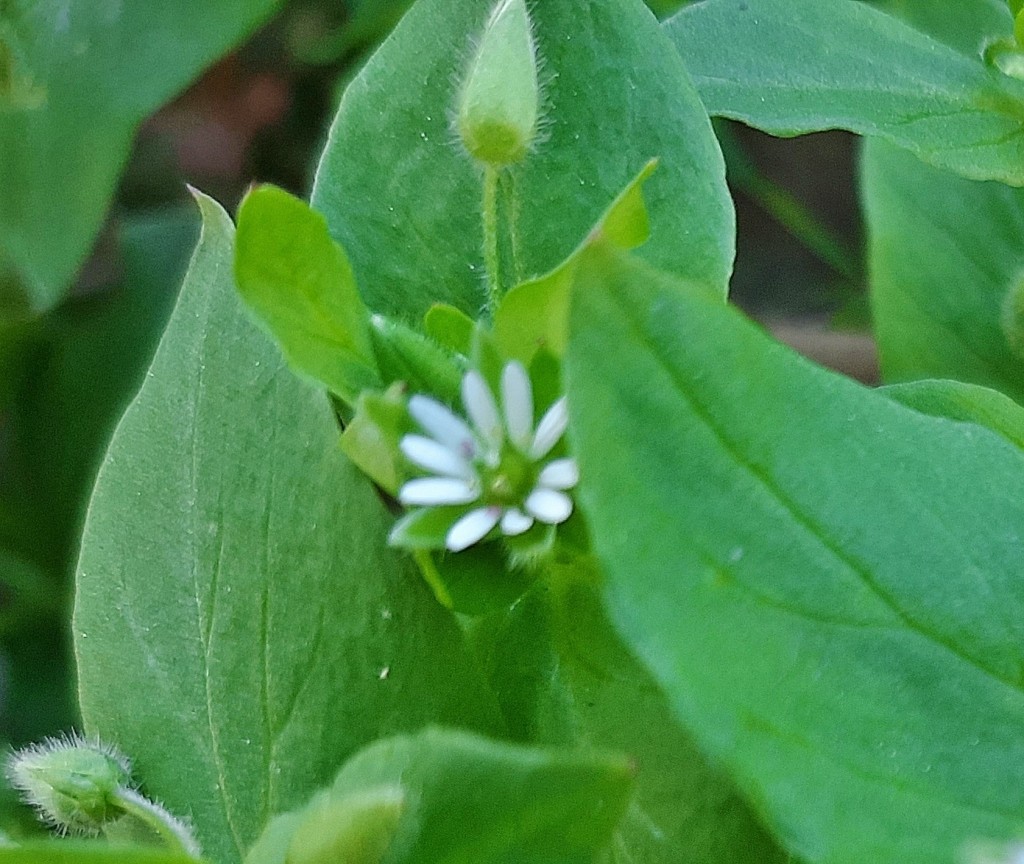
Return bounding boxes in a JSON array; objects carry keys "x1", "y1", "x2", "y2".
[
  {"x1": 566, "y1": 242, "x2": 1024, "y2": 864},
  {"x1": 311, "y1": 0, "x2": 732, "y2": 321},
  {"x1": 666, "y1": 0, "x2": 1024, "y2": 185},
  {"x1": 74, "y1": 193, "x2": 498, "y2": 864}
]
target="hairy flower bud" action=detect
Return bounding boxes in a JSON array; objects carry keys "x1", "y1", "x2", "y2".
[
  {"x1": 456, "y1": 0, "x2": 540, "y2": 167},
  {"x1": 6, "y1": 735, "x2": 131, "y2": 834}
]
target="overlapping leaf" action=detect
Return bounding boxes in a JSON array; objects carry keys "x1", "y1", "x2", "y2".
[
  {"x1": 311, "y1": 0, "x2": 732, "y2": 321},
  {"x1": 566, "y1": 241, "x2": 1024, "y2": 864},
  {"x1": 666, "y1": 0, "x2": 1024, "y2": 185},
  {"x1": 74, "y1": 194, "x2": 499, "y2": 864},
  {"x1": 862, "y1": 138, "x2": 1024, "y2": 403}
]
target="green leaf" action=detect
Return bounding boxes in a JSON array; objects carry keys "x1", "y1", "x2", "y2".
[
  {"x1": 74, "y1": 192, "x2": 500, "y2": 864},
  {"x1": 883, "y1": 379, "x2": 1024, "y2": 451},
  {"x1": 566, "y1": 242, "x2": 1024, "y2": 864},
  {"x1": 0, "y1": 844, "x2": 203, "y2": 864},
  {"x1": 250, "y1": 727, "x2": 634, "y2": 864},
  {"x1": 311, "y1": 0, "x2": 732, "y2": 321},
  {"x1": 866, "y1": 0, "x2": 1011, "y2": 53},
  {"x1": 666, "y1": 0, "x2": 1024, "y2": 185},
  {"x1": 862, "y1": 138, "x2": 1024, "y2": 403},
  {"x1": 0, "y1": 0, "x2": 282, "y2": 317},
  {"x1": 469, "y1": 571, "x2": 787, "y2": 863},
  {"x1": 492, "y1": 161, "x2": 665, "y2": 367},
  {"x1": 235, "y1": 185, "x2": 380, "y2": 403}
]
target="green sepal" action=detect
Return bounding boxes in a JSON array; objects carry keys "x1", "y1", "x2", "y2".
[
  {"x1": 234, "y1": 184, "x2": 380, "y2": 404},
  {"x1": 414, "y1": 545, "x2": 536, "y2": 616},
  {"x1": 493, "y1": 160, "x2": 659, "y2": 366},
  {"x1": 424, "y1": 304, "x2": 476, "y2": 356},
  {"x1": 369, "y1": 314, "x2": 464, "y2": 402},
  {"x1": 340, "y1": 383, "x2": 412, "y2": 496},
  {"x1": 389, "y1": 507, "x2": 470, "y2": 552}
]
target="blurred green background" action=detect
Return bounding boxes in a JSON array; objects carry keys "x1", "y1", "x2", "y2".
[{"x1": 0, "y1": 0, "x2": 868, "y2": 834}]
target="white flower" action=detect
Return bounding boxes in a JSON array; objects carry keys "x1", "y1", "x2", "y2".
[{"x1": 395, "y1": 361, "x2": 578, "y2": 552}]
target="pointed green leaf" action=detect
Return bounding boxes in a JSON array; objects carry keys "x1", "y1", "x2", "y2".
[
  {"x1": 74, "y1": 192, "x2": 500, "y2": 864},
  {"x1": 862, "y1": 138, "x2": 1024, "y2": 403},
  {"x1": 666, "y1": 0, "x2": 1024, "y2": 185},
  {"x1": 311, "y1": 0, "x2": 732, "y2": 321},
  {"x1": 567, "y1": 243, "x2": 1024, "y2": 864},
  {"x1": 492, "y1": 161, "x2": 665, "y2": 366},
  {"x1": 1, "y1": 0, "x2": 282, "y2": 317},
  {"x1": 235, "y1": 185, "x2": 380, "y2": 403}
]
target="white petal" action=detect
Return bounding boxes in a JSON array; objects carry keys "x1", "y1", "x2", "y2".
[
  {"x1": 530, "y1": 396, "x2": 569, "y2": 459},
  {"x1": 502, "y1": 361, "x2": 534, "y2": 451},
  {"x1": 524, "y1": 487, "x2": 573, "y2": 524},
  {"x1": 399, "y1": 477, "x2": 478, "y2": 506},
  {"x1": 500, "y1": 507, "x2": 534, "y2": 536},
  {"x1": 462, "y1": 370, "x2": 503, "y2": 453},
  {"x1": 400, "y1": 435, "x2": 474, "y2": 479},
  {"x1": 537, "y1": 457, "x2": 579, "y2": 490},
  {"x1": 446, "y1": 506, "x2": 502, "y2": 551},
  {"x1": 408, "y1": 395, "x2": 477, "y2": 460}
]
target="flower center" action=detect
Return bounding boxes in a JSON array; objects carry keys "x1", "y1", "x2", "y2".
[{"x1": 478, "y1": 445, "x2": 535, "y2": 507}]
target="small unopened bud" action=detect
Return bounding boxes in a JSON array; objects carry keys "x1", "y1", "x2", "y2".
[
  {"x1": 456, "y1": 0, "x2": 540, "y2": 167},
  {"x1": 1002, "y1": 277, "x2": 1024, "y2": 361},
  {"x1": 287, "y1": 786, "x2": 405, "y2": 864},
  {"x1": 6, "y1": 735, "x2": 131, "y2": 834}
]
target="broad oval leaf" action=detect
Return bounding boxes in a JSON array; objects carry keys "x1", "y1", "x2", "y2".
[
  {"x1": 862, "y1": 138, "x2": 1024, "y2": 404},
  {"x1": 311, "y1": 0, "x2": 732, "y2": 321},
  {"x1": 0, "y1": 0, "x2": 283, "y2": 318},
  {"x1": 74, "y1": 193, "x2": 499, "y2": 864},
  {"x1": 566, "y1": 242, "x2": 1024, "y2": 864},
  {"x1": 666, "y1": 0, "x2": 1024, "y2": 185}
]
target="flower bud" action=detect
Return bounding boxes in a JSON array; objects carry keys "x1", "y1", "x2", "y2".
[
  {"x1": 287, "y1": 786, "x2": 405, "y2": 864},
  {"x1": 6, "y1": 735, "x2": 131, "y2": 834},
  {"x1": 456, "y1": 0, "x2": 540, "y2": 167},
  {"x1": 1002, "y1": 276, "x2": 1024, "y2": 361}
]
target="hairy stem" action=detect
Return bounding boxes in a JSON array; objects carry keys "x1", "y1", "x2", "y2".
[
  {"x1": 482, "y1": 164, "x2": 502, "y2": 313},
  {"x1": 111, "y1": 787, "x2": 201, "y2": 859}
]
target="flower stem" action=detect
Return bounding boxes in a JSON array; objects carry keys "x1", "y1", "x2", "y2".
[
  {"x1": 482, "y1": 164, "x2": 502, "y2": 313},
  {"x1": 110, "y1": 787, "x2": 201, "y2": 859},
  {"x1": 502, "y1": 170, "x2": 523, "y2": 286}
]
